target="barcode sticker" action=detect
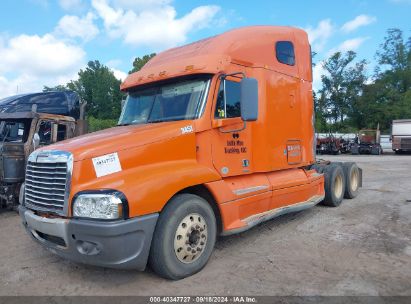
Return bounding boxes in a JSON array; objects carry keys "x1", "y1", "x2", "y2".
[{"x1": 92, "y1": 152, "x2": 122, "y2": 178}]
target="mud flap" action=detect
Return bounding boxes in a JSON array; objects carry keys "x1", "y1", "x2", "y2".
[{"x1": 358, "y1": 167, "x2": 363, "y2": 187}]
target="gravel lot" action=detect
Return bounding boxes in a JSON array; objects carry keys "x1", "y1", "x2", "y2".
[{"x1": 0, "y1": 154, "x2": 410, "y2": 296}]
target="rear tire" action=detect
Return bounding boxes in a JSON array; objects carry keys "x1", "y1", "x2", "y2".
[
  {"x1": 342, "y1": 162, "x2": 360, "y2": 199},
  {"x1": 322, "y1": 164, "x2": 346, "y2": 207},
  {"x1": 149, "y1": 194, "x2": 217, "y2": 280},
  {"x1": 371, "y1": 146, "x2": 381, "y2": 155}
]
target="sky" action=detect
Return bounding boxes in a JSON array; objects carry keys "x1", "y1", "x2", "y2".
[{"x1": 0, "y1": 0, "x2": 410, "y2": 98}]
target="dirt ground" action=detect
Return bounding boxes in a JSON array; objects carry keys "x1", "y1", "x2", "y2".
[{"x1": 0, "y1": 154, "x2": 410, "y2": 296}]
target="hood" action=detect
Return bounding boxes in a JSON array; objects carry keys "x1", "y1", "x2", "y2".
[{"x1": 43, "y1": 120, "x2": 195, "y2": 161}]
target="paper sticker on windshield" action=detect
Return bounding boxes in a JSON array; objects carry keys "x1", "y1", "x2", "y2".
[
  {"x1": 92, "y1": 152, "x2": 122, "y2": 178},
  {"x1": 181, "y1": 125, "x2": 193, "y2": 134}
]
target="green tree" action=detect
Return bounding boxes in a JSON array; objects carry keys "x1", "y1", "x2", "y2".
[
  {"x1": 376, "y1": 28, "x2": 409, "y2": 72},
  {"x1": 129, "y1": 53, "x2": 156, "y2": 74},
  {"x1": 319, "y1": 51, "x2": 367, "y2": 130},
  {"x1": 42, "y1": 84, "x2": 68, "y2": 92},
  {"x1": 356, "y1": 28, "x2": 411, "y2": 132},
  {"x1": 314, "y1": 91, "x2": 329, "y2": 132},
  {"x1": 67, "y1": 60, "x2": 124, "y2": 120},
  {"x1": 311, "y1": 51, "x2": 329, "y2": 131},
  {"x1": 311, "y1": 51, "x2": 317, "y2": 67}
]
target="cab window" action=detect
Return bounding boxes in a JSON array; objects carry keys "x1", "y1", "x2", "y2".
[
  {"x1": 0, "y1": 121, "x2": 29, "y2": 143},
  {"x1": 215, "y1": 80, "x2": 241, "y2": 118},
  {"x1": 37, "y1": 121, "x2": 68, "y2": 145},
  {"x1": 276, "y1": 41, "x2": 295, "y2": 66},
  {"x1": 57, "y1": 124, "x2": 67, "y2": 141},
  {"x1": 38, "y1": 121, "x2": 52, "y2": 145}
]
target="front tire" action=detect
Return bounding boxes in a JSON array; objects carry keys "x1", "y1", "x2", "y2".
[{"x1": 149, "y1": 194, "x2": 217, "y2": 280}]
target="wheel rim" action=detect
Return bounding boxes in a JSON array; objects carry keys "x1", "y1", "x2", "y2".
[
  {"x1": 334, "y1": 174, "x2": 343, "y2": 199},
  {"x1": 350, "y1": 168, "x2": 359, "y2": 192},
  {"x1": 174, "y1": 213, "x2": 207, "y2": 264}
]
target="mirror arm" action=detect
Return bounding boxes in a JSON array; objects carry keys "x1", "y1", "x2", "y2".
[
  {"x1": 219, "y1": 121, "x2": 246, "y2": 133},
  {"x1": 220, "y1": 72, "x2": 246, "y2": 80}
]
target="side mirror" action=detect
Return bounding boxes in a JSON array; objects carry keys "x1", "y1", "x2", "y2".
[
  {"x1": 32, "y1": 133, "x2": 40, "y2": 150},
  {"x1": 240, "y1": 78, "x2": 258, "y2": 121}
]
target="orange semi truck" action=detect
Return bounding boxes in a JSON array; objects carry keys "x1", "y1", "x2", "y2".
[{"x1": 19, "y1": 26, "x2": 362, "y2": 279}]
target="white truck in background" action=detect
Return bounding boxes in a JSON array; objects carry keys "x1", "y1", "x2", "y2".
[{"x1": 392, "y1": 119, "x2": 411, "y2": 154}]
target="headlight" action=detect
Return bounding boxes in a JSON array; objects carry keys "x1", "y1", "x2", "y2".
[{"x1": 72, "y1": 192, "x2": 126, "y2": 220}]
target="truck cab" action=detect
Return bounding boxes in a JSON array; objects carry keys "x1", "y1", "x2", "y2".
[
  {"x1": 351, "y1": 128, "x2": 382, "y2": 155},
  {"x1": 0, "y1": 112, "x2": 76, "y2": 209},
  {"x1": 392, "y1": 119, "x2": 411, "y2": 153},
  {"x1": 0, "y1": 91, "x2": 87, "y2": 209},
  {"x1": 19, "y1": 26, "x2": 361, "y2": 280}
]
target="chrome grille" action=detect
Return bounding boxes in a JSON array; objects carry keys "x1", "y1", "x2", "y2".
[
  {"x1": 24, "y1": 150, "x2": 72, "y2": 215},
  {"x1": 401, "y1": 138, "x2": 411, "y2": 149}
]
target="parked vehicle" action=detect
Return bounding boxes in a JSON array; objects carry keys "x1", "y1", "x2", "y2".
[
  {"x1": 19, "y1": 26, "x2": 362, "y2": 280},
  {"x1": 316, "y1": 134, "x2": 351, "y2": 155},
  {"x1": 351, "y1": 127, "x2": 383, "y2": 155},
  {"x1": 380, "y1": 135, "x2": 392, "y2": 151},
  {"x1": 0, "y1": 91, "x2": 81, "y2": 119},
  {"x1": 392, "y1": 119, "x2": 411, "y2": 153},
  {"x1": 316, "y1": 135, "x2": 341, "y2": 155},
  {"x1": 0, "y1": 92, "x2": 86, "y2": 209}
]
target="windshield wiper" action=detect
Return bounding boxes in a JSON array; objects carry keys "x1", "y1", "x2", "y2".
[
  {"x1": 148, "y1": 119, "x2": 168, "y2": 123},
  {"x1": 148, "y1": 117, "x2": 182, "y2": 123},
  {"x1": 117, "y1": 123, "x2": 132, "y2": 126},
  {"x1": 149, "y1": 117, "x2": 189, "y2": 123}
]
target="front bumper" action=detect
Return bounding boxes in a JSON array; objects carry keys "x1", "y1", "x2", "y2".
[{"x1": 19, "y1": 205, "x2": 158, "y2": 270}]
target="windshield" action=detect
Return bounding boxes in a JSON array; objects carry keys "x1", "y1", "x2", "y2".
[
  {"x1": 118, "y1": 76, "x2": 210, "y2": 125},
  {"x1": 359, "y1": 130, "x2": 377, "y2": 144},
  {"x1": 0, "y1": 119, "x2": 31, "y2": 143}
]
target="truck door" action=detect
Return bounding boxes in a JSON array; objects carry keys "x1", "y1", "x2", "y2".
[
  {"x1": 36, "y1": 120, "x2": 71, "y2": 147},
  {"x1": 37, "y1": 120, "x2": 53, "y2": 146},
  {"x1": 210, "y1": 77, "x2": 252, "y2": 177}
]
